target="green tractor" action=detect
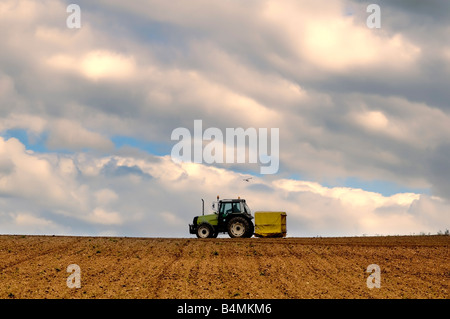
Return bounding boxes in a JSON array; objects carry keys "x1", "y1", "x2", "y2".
[{"x1": 189, "y1": 196, "x2": 254, "y2": 238}]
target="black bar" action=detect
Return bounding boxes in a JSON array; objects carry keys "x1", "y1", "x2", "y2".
[{"x1": 0, "y1": 299, "x2": 446, "y2": 318}]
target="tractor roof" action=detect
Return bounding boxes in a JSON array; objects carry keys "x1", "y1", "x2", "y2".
[{"x1": 220, "y1": 198, "x2": 246, "y2": 203}]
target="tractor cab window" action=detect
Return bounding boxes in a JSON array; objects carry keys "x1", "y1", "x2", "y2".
[
  {"x1": 244, "y1": 202, "x2": 252, "y2": 215},
  {"x1": 220, "y1": 202, "x2": 232, "y2": 216},
  {"x1": 220, "y1": 202, "x2": 241, "y2": 217},
  {"x1": 232, "y1": 202, "x2": 241, "y2": 213}
]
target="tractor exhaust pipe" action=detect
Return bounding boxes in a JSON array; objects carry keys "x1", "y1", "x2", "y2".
[{"x1": 201, "y1": 199, "x2": 204, "y2": 215}]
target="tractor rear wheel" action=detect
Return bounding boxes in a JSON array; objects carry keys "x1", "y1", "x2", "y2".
[
  {"x1": 227, "y1": 217, "x2": 250, "y2": 238},
  {"x1": 196, "y1": 223, "x2": 214, "y2": 238},
  {"x1": 245, "y1": 221, "x2": 254, "y2": 238}
]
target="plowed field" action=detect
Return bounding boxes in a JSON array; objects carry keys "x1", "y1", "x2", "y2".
[{"x1": 0, "y1": 235, "x2": 448, "y2": 299}]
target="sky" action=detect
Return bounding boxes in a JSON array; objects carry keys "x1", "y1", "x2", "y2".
[{"x1": 0, "y1": 0, "x2": 449, "y2": 237}]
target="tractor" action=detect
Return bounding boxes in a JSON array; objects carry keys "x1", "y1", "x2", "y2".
[{"x1": 189, "y1": 196, "x2": 254, "y2": 238}]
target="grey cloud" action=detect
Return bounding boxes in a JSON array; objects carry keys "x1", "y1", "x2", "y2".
[
  {"x1": 0, "y1": 157, "x2": 15, "y2": 176},
  {"x1": 247, "y1": 183, "x2": 273, "y2": 193},
  {"x1": 427, "y1": 143, "x2": 450, "y2": 200},
  {"x1": 348, "y1": 0, "x2": 450, "y2": 26},
  {"x1": 380, "y1": 0, "x2": 450, "y2": 22},
  {"x1": 101, "y1": 158, "x2": 153, "y2": 179}
]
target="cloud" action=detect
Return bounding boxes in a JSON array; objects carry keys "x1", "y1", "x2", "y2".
[
  {"x1": 263, "y1": 1, "x2": 420, "y2": 73},
  {"x1": 160, "y1": 211, "x2": 184, "y2": 227},
  {"x1": 427, "y1": 143, "x2": 450, "y2": 200},
  {"x1": 94, "y1": 188, "x2": 118, "y2": 206},
  {"x1": 0, "y1": 137, "x2": 448, "y2": 237},
  {"x1": 0, "y1": 113, "x2": 47, "y2": 136},
  {"x1": 87, "y1": 208, "x2": 123, "y2": 225},
  {"x1": 15, "y1": 213, "x2": 54, "y2": 227},
  {"x1": 0, "y1": 137, "x2": 68, "y2": 204},
  {"x1": 46, "y1": 119, "x2": 114, "y2": 151},
  {"x1": 353, "y1": 110, "x2": 389, "y2": 132},
  {"x1": 272, "y1": 178, "x2": 420, "y2": 209},
  {"x1": 0, "y1": 212, "x2": 67, "y2": 235},
  {"x1": 47, "y1": 50, "x2": 137, "y2": 81}
]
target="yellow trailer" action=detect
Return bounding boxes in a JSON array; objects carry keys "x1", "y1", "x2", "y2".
[{"x1": 254, "y1": 212, "x2": 287, "y2": 238}]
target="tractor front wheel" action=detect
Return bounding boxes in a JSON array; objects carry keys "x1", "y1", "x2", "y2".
[{"x1": 196, "y1": 223, "x2": 214, "y2": 238}]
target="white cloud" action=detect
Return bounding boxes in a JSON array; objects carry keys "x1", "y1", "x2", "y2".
[
  {"x1": 46, "y1": 119, "x2": 114, "y2": 151},
  {"x1": 0, "y1": 113, "x2": 47, "y2": 135},
  {"x1": 94, "y1": 189, "x2": 119, "y2": 206},
  {"x1": 47, "y1": 50, "x2": 137, "y2": 81},
  {"x1": 444, "y1": 47, "x2": 450, "y2": 63},
  {"x1": 1, "y1": 137, "x2": 448, "y2": 237},
  {"x1": 353, "y1": 110, "x2": 389, "y2": 132},
  {"x1": 81, "y1": 50, "x2": 136, "y2": 81},
  {"x1": 160, "y1": 211, "x2": 184, "y2": 227},
  {"x1": 272, "y1": 178, "x2": 420, "y2": 209},
  {"x1": 87, "y1": 208, "x2": 123, "y2": 225},
  {"x1": 0, "y1": 137, "x2": 65, "y2": 203},
  {"x1": 0, "y1": 114, "x2": 114, "y2": 152},
  {"x1": 15, "y1": 213, "x2": 53, "y2": 227},
  {"x1": 0, "y1": 211, "x2": 68, "y2": 236},
  {"x1": 261, "y1": 0, "x2": 420, "y2": 73}
]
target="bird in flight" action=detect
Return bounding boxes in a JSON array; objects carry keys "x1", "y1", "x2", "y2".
[{"x1": 243, "y1": 177, "x2": 253, "y2": 182}]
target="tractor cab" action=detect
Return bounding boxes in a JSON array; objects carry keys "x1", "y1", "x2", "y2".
[{"x1": 216, "y1": 199, "x2": 252, "y2": 221}]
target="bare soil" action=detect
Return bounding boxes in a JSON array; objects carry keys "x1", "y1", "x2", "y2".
[{"x1": 0, "y1": 235, "x2": 448, "y2": 299}]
